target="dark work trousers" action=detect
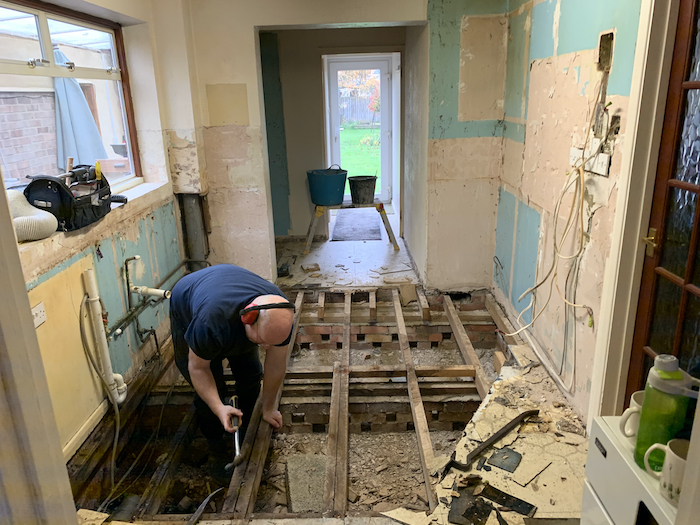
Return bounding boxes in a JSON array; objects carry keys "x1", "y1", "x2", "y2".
[{"x1": 171, "y1": 315, "x2": 263, "y2": 444}]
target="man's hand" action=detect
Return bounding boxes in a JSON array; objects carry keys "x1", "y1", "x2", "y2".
[
  {"x1": 263, "y1": 409, "x2": 282, "y2": 429},
  {"x1": 216, "y1": 404, "x2": 243, "y2": 433}
]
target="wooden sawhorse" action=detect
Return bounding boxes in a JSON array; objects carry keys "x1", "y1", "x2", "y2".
[{"x1": 304, "y1": 201, "x2": 399, "y2": 255}]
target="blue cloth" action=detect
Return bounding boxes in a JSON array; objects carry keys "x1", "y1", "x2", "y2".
[
  {"x1": 53, "y1": 48, "x2": 108, "y2": 171},
  {"x1": 170, "y1": 264, "x2": 287, "y2": 361}
]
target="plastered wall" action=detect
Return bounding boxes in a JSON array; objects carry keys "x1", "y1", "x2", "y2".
[{"x1": 493, "y1": 0, "x2": 641, "y2": 417}]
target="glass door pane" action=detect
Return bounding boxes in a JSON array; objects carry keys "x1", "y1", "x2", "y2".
[{"x1": 337, "y1": 68, "x2": 381, "y2": 196}]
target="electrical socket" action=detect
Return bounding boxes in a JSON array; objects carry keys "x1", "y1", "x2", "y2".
[{"x1": 31, "y1": 302, "x2": 46, "y2": 328}]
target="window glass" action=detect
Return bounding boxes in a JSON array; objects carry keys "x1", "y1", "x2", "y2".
[
  {"x1": 0, "y1": 6, "x2": 42, "y2": 63},
  {"x1": 48, "y1": 18, "x2": 114, "y2": 70},
  {"x1": 0, "y1": 73, "x2": 132, "y2": 186}
]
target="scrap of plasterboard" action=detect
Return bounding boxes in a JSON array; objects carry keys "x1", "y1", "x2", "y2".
[
  {"x1": 384, "y1": 276, "x2": 413, "y2": 284},
  {"x1": 512, "y1": 458, "x2": 553, "y2": 487},
  {"x1": 429, "y1": 454, "x2": 452, "y2": 476},
  {"x1": 381, "y1": 508, "x2": 432, "y2": 525},
  {"x1": 400, "y1": 284, "x2": 418, "y2": 306},
  {"x1": 508, "y1": 345, "x2": 538, "y2": 368},
  {"x1": 77, "y1": 509, "x2": 109, "y2": 525},
  {"x1": 301, "y1": 263, "x2": 321, "y2": 273}
]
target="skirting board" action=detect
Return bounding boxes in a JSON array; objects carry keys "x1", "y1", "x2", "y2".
[{"x1": 62, "y1": 399, "x2": 109, "y2": 462}]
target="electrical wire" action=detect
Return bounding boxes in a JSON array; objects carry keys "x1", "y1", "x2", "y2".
[
  {"x1": 97, "y1": 378, "x2": 176, "y2": 512},
  {"x1": 503, "y1": 80, "x2": 614, "y2": 392},
  {"x1": 80, "y1": 294, "x2": 120, "y2": 491}
]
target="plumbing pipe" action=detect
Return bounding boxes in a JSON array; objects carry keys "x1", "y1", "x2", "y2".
[
  {"x1": 130, "y1": 285, "x2": 171, "y2": 299},
  {"x1": 84, "y1": 268, "x2": 127, "y2": 404}
]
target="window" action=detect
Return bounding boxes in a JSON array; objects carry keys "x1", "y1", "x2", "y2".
[{"x1": 0, "y1": 1, "x2": 139, "y2": 188}]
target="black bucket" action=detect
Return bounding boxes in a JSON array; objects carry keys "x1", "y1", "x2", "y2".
[{"x1": 348, "y1": 176, "x2": 377, "y2": 204}]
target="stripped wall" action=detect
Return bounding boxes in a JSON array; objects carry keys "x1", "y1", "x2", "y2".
[
  {"x1": 493, "y1": 0, "x2": 641, "y2": 417},
  {"x1": 20, "y1": 195, "x2": 183, "y2": 456}
]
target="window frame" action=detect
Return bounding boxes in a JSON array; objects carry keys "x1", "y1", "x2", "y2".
[{"x1": 0, "y1": 0, "x2": 141, "y2": 183}]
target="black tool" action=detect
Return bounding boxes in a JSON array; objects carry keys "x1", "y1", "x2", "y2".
[
  {"x1": 441, "y1": 409, "x2": 539, "y2": 478},
  {"x1": 224, "y1": 396, "x2": 242, "y2": 471}
]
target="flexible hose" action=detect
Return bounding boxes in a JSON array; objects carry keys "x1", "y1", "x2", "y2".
[
  {"x1": 7, "y1": 189, "x2": 57, "y2": 242},
  {"x1": 80, "y1": 294, "x2": 120, "y2": 490}
]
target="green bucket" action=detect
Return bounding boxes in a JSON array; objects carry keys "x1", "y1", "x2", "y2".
[{"x1": 307, "y1": 165, "x2": 347, "y2": 206}]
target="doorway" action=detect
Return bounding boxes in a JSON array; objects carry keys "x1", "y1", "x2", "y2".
[
  {"x1": 323, "y1": 53, "x2": 400, "y2": 205},
  {"x1": 626, "y1": 0, "x2": 700, "y2": 399}
]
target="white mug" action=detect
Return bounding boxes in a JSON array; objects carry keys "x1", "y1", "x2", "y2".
[
  {"x1": 644, "y1": 438, "x2": 690, "y2": 507},
  {"x1": 619, "y1": 390, "x2": 644, "y2": 439}
]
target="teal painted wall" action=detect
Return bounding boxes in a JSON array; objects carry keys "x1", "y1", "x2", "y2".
[
  {"x1": 427, "y1": 0, "x2": 508, "y2": 140},
  {"x1": 26, "y1": 201, "x2": 183, "y2": 376},
  {"x1": 260, "y1": 32, "x2": 292, "y2": 236},
  {"x1": 427, "y1": 0, "x2": 642, "y2": 143}
]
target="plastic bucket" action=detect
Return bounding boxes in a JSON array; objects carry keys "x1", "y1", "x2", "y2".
[
  {"x1": 348, "y1": 176, "x2": 377, "y2": 204},
  {"x1": 307, "y1": 165, "x2": 347, "y2": 206}
]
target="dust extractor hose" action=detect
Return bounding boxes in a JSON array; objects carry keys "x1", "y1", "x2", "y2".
[{"x1": 7, "y1": 189, "x2": 57, "y2": 242}]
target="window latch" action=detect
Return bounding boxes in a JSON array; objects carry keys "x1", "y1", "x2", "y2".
[
  {"x1": 107, "y1": 67, "x2": 121, "y2": 74},
  {"x1": 27, "y1": 58, "x2": 49, "y2": 69},
  {"x1": 60, "y1": 61, "x2": 76, "y2": 72}
]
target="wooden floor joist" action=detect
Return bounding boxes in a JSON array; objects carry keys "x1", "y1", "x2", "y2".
[
  {"x1": 222, "y1": 291, "x2": 305, "y2": 515},
  {"x1": 417, "y1": 289, "x2": 431, "y2": 321},
  {"x1": 392, "y1": 289, "x2": 437, "y2": 511},
  {"x1": 444, "y1": 296, "x2": 491, "y2": 399},
  {"x1": 322, "y1": 361, "x2": 342, "y2": 514},
  {"x1": 286, "y1": 364, "x2": 476, "y2": 379},
  {"x1": 135, "y1": 404, "x2": 197, "y2": 516},
  {"x1": 485, "y1": 295, "x2": 525, "y2": 345}
]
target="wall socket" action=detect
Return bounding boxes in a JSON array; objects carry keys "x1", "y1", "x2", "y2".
[{"x1": 31, "y1": 302, "x2": 46, "y2": 328}]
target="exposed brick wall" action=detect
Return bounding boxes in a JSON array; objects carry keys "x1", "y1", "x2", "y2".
[{"x1": 0, "y1": 92, "x2": 60, "y2": 182}]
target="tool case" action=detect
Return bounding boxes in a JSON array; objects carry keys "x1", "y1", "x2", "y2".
[{"x1": 23, "y1": 165, "x2": 121, "y2": 231}]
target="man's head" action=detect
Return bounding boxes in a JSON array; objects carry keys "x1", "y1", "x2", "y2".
[{"x1": 242, "y1": 294, "x2": 294, "y2": 347}]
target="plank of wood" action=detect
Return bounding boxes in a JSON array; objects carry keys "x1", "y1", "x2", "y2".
[
  {"x1": 282, "y1": 382, "x2": 477, "y2": 398},
  {"x1": 67, "y1": 345, "x2": 173, "y2": 500},
  {"x1": 417, "y1": 289, "x2": 431, "y2": 321},
  {"x1": 392, "y1": 290, "x2": 436, "y2": 511},
  {"x1": 135, "y1": 405, "x2": 197, "y2": 516},
  {"x1": 493, "y1": 351, "x2": 507, "y2": 373},
  {"x1": 286, "y1": 364, "x2": 476, "y2": 379},
  {"x1": 318, "y1": 292, "x2": 325, "y2": 321},
  {"x1": 224, "y1": 291, "x2": 305, "y2": 516},
  {"x1": 485, "y1": 295, "x2": 523, "y2": 345},
  {"x1": 332, "y1": 293, "x2": 351, "y2": 516},
  {"x1": 322, "y1": 362, "x2": 342, "y2": 513},
  {"x1": 444, "y1": 296, "x2": 490, "y2": 399},
  {"x1": 369, "y1": 291, "x2": 377, "y2": 321}
]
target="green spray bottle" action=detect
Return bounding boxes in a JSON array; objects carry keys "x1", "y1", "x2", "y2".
[{"x1": 634, "y1": 354, "x2": 699, "y2": 470}]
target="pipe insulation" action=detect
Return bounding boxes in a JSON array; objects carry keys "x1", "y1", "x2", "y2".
[
  {"x1": 7, "y1": 189, "x2": 57, "y2": 242},
  {"x1": 84, "y1": 268, "x2": 127, "y2": 404}
]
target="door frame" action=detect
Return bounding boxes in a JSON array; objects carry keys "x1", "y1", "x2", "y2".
[
  {"x1": 588, "y1": 0, "x2": 681, "y2": 426},
  {"x1": 323, "y1": 53, "x2": 399, "y2": 204}
]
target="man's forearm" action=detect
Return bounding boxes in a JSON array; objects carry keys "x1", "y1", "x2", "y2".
[{"x1": 190, "y1": 365, "x2": 225, "y2": 415}]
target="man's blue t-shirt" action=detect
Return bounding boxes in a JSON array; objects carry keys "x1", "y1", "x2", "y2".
[{"x1": 170, "y1": 264, "x2": 287, "y2": 360}]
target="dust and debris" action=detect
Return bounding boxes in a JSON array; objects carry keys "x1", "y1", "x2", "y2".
[{"x1": 301, "y1": 263, "x2": 321, "y2": 273}]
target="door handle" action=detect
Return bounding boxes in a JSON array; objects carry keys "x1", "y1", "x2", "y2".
[{"x1": 642, "y1": 227, "x2": 658, "y2": 257}]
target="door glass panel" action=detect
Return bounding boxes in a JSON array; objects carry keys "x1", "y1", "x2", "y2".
[
  {"x1": 674, "y1": 90, "x2": 700, "y2": 185},
  {"x1": 659, "y1": 188, "x2": 697, "y2": 278},
  {"x1": 648, "y1": 277, "x2": 683, "y2": 356},
  {"x1": 689, "y1": 10, "x2": 700, "y2": 81},
  {"x1": 680, "y1": 292, "x2": 700, "y2": 378},
  {"x1": 48, "y1": 18, "x2": 114, "y2": 70},
  {"x1": 337, "y1": 68, "x2": 381, "y2": 196},
  {"x1": 0, "y1": 6, "x2": 42, "y2": 63}
]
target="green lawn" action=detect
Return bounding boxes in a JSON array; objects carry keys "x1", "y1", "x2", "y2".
[{"x1": 339, "y1": 127, "x2": 381, "y2": 195}]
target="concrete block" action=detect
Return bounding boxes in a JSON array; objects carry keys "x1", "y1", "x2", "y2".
[
  {"x1": 286, "y1": 454, "x2": 327, "y2": 513},
  {"x1": 361, "y1": 325, "x2": 389, "y2": 334}
]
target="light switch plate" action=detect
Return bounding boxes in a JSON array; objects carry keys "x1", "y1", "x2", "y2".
[{"x1": 31, "y1": 302, "x2": 46, "y2": 328}]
